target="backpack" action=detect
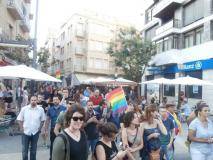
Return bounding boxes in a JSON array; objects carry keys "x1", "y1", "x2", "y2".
[{"x1": 58, "y1": 133, "x2": 67, "y2": 157}]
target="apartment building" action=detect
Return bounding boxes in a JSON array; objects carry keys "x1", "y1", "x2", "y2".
[
  {"x1": 48, "y1": 11, "x2": 131, "y2": 86},
  {"x1": 0, "y1": 0, "x2": 31, "y2": 65},
  {"x1": 142, "y1": 0, "x2": 213, "y2": 108}
]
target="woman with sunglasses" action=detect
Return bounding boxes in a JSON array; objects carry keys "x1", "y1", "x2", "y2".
[
  {"x1": 95, "y1": 122, "x2": 132, "y2": 160},
  {"x1": 188, "y1": 103, "x2": 213, "y2": 160},
  {"x1": 52, "y1": 104, "x2": 88, "y2": 160}
]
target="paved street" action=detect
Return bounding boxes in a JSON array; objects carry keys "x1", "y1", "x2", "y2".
[{"x1": 0, "y1": 123, "x2": 190, "y2": 160}]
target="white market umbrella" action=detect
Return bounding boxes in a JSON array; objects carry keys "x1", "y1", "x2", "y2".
[
  {"x1": 141, "y1": 78, "x2": 172, "y2": 84},
  {"x1": 81, "y1": 77, "x2": 114, "y2": 85},
  {"x1": 169, "y1": 76, "x2": 213, "y2": 86},
  {"x1": 0, "y1": 65, "x2": 61, "y2": 82},
  {"x1": 110, "y1": 78, "x2": 137, "y2": 86}
]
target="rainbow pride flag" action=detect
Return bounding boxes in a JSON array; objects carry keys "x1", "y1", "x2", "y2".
[{"x1": 106, "y1": 87, "x2": 127, "y2": 115}]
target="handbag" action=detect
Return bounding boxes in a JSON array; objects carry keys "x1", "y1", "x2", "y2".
[
  {"x1": 149, "y1": 149, "x2": 160, "y2": 160},
  {"x1": 123, "y1": 127, "x2": 139, "y2": 160}
]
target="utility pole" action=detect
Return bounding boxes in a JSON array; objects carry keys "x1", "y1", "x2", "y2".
[
  {"x1": 31, "y1": 0, "x2": 39, "y2": 95},
  {"x1": 32, "y1": 0, "x2": 39, "y2": 68}
]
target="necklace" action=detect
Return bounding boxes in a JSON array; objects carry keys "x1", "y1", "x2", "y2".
[{"x1": 68, "y1": 127, "x2": 80, "y2": 139}]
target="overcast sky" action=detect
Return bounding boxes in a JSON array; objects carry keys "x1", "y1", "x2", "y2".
[{"x1": 30, "y1": 0, "x2": 153, "y2": 48}]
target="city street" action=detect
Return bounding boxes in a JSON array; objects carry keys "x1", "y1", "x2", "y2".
[{"x1": 0, "y1": 123, "x2": 190, "y2": 160}]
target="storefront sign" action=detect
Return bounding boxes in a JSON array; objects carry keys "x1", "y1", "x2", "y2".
[{"x1": 182, "y1": 61, "x2": 202, "y2": 71}]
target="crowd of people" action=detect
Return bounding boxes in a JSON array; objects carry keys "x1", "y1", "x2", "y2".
[{"x1": 1, "y1": 83, "x2": 213, "y2": 160}]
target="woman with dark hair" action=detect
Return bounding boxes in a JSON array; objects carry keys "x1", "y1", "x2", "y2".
[
  {"x1": 95, "y1": 122, "x2": 131, "y2": 160},
  {"x1": 52, "y1": 104, "x2": 88, "y2": 160},
  {"x1": 188, "y1": 103, "x2": 213, "y2": 160},
  {"x1": 122, "y1": 111, "x2": 143, "y2": 159},
  {"x1": 141, "y1": 104, "x2": 167, "y2": 160}
]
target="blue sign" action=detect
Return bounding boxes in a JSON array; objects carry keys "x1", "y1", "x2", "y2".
[
  {"x1": 162, "y1": 59, "x2": 213, "y2": 74},
  {"x1": 148, "y1": 59, "x2": 213, "y2": 75}
]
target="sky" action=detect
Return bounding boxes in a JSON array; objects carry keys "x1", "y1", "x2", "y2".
[{"x1": 30, "y1": 0, "x2": 153, "y2": 48}]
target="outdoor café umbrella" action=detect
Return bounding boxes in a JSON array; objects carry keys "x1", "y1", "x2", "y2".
[
  {"x1": 111, "y1": 78, "x2": 138, "y2": 86},
  {"x1": 81, "y1": 77, "x2": 114, "y2": 85},
  {"x1": 141, "y1": 78, "x2": 172, "y2": 84},
  {"x1": 168, "y1": 76, "x2": 213, "y2": 86},
  {"x1": 0, "y1": 65, "x2": 61, "y2": 82}
]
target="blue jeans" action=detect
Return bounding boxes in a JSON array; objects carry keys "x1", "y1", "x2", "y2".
[
  {"x1": 160, "y1": 145, "x2": 174, "y2": 160},
  {"x1": 88, "y1": 139, "x2": 98, "y2": 153},
  {"x1": 22, "y1": 131, "x2": 40, "y2": 160}
]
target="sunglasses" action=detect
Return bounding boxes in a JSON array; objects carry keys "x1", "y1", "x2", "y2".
[{"x1": 72, "y1": 116, "x2": 84, "y2": 121}]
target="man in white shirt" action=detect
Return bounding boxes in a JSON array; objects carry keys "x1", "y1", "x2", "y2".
[{"x1": 17, "y1": 96, "x2": 46, "y2": 160}]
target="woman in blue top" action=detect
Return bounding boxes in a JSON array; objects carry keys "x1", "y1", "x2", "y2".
[{"x1": 188, "y1": 103, "x2": 213, "y2": 160}]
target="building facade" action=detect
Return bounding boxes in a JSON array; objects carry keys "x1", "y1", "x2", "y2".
[
  {"x1": 142, "y1": 0, "x2": 213, "y2": 108},
  {"x1": 47, "y1": 11, "x2": 131, "y2": 86},
  {"x1": 0, "y1": 0, "x2": 32, "y2": 65}
]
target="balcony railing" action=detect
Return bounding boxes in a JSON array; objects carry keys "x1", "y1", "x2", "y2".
[
  {"x1": 156, "y1": 19, "x2": 181, "y2": 35},
  {"x1": 20, "y1": 16, "x2": 30, "y2": 32},
  {"x1": 153, "y1": 0, "x2": 184, "y2": 18},
  {"x1": 7, "y1": 0, "x2": 24, "y2": 20}
]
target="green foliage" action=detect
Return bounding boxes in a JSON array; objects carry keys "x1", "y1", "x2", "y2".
[
  {"x1": 108, "y1": 27, "x2": 156, "y2": 82},
  {"x1": 6, "y1": 48, "x2": 32, "y2": 65},
  {"x1": 37, "y1": 47, "x2": 50, "y2": 72}
]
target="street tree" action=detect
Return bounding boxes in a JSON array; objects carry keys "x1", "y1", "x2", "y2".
[
  {"x1": 37, "y1": 47, "x2": 50, "y2": 73},
  {"x1": 108, "y1": 27, "x2": 156, "y2": 83}
]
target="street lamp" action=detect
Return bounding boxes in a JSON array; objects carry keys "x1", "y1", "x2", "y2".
[{"x1": 31, "y1": 0, "x2": 39, "y2": 95}]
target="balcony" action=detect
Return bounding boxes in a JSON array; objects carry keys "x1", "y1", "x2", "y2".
[
  {"x1": 19, "y1": 17, "x2": 30, "y2": 32},
  {"x1": 153, "y1": 19, "x2": 181, "y2": 41},
  {"x1": 75, "y1": 47, "x2": 85, "y2": 55},
  {"x1": 156, "y1": 19, "x2": 181, "y2": 35},
  {"x1": 153, "y1": 0, "x2": 184, "y2": 18},
  {"x1": 7, "y1": 0, "x2": 24, "y2": 20}
]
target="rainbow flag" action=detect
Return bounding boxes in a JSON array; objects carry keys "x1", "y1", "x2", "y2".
[
  {"x1": 106, "y1": 87, "x2": 127, "y2": 115},
  {"x1": 167, "y1": 112, "x2": 182, "y2": 135}
]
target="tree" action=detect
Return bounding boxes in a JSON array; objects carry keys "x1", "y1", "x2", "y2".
[
  {"x1": 6, "y1": 48, "x2": 32, "y2": 65},
  {"x1": 37, "y1": 47, "x2": 50, "y2": 73},
  {"x1": 108, "y1": 27, "x2": 156, "y2": 83}
]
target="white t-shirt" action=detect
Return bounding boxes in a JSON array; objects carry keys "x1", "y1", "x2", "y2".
[{"x1": 17, "y1": 105, "x2": 46, "y2": 135}]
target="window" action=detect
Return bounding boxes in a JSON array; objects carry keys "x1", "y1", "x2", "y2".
[
  {"x1": 145, "y1": 25, "x2": 158, "y2": 41},
  {"x1": 94, "y1": 58, "x2": 102, "y2": 69},
  {"x1": 211, "y1": 21, "x2": 213, "y2": 40},
  {"x1": 89, "y1": 23, "x2": 110, "y2": 36},
  {"x1": 76, "y1": 23, "x2": 84, "y2": 36},
  {"x1": 184, "y1": 0, "x2": 204, "y2": 26},
  {"x1": 184, "y1": 26, "x2": 204, "y2": 48},
  {"x1": 185, "y1": 71, "x2": 202, "y2": 99},
  {"x1": 164, "y1": 74, "x2": 175, "y2": 97},
  {"x1": 89, "y1": 57, "x2": 94, "y2": 68},
  {"x1": 195, "y1": 28, "x2": 204, "y2": 45},
  {"x1": 184, "y1": 32, "x2": 194, "y2": 48},
  {"x1": 61, "y1": 32, "x2": 65, "y2": 41},
  {"x1": 145, "y1": 8, "x2": 153, "y2": 23},
  {"x1": 76, "y1": 40, "x2": 84, "y2": 53}
]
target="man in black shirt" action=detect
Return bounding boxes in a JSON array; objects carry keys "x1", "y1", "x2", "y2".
[{"x1": 84, "y1": 100, "x2": 101, "y2": 154}]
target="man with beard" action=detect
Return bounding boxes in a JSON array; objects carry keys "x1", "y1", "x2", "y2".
[
  {"x1": 17, "y1": 96, "x2": 46, "y2": 160},
  {"x1": 44, "y1": 95, "x2": 66, "y2": 160},
  {"x1": 84, "y1": 100, "x2": 102, "y2": 154}
]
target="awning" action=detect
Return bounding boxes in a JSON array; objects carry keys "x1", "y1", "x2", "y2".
[
  {"x1": 71, "y1": 74, "x2": 101, "y2": 86},
  {"x1": 149, "y1": 49, "x2": 182, "y2": 66}
]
